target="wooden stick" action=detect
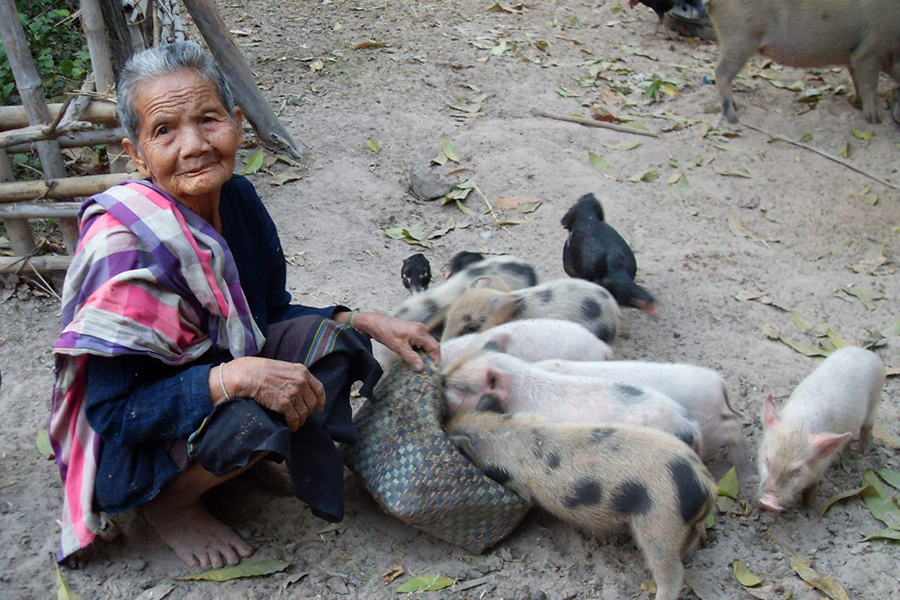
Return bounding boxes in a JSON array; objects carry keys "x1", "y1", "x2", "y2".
[
  {"x1": 0, "y1": 172, "x2": 133, "y2": 203},
  {"x1": 181, "y1": 0, "x2": 307, "y2": 159},
  {"x1": 5, "y1": 126, "x2": 126, "y2": 153},
  {"x1": 532, "y1": 109, "x2": 660, "y2": 138},
  {"x1": 0, "y1": 254, "x2": 71, "y2": 274},
  {"x1": 0, "y1": 121, "x2": 96, "y2": 149},
  {"x1": 0, "y1": 202, "x2": 82, "y2": 219},
  {"x1": 739, "y1": 119, "x2": 899, "y2": 191},
  {"x1": 0, "y1": 101, "x2": 118, "y2": 129}
]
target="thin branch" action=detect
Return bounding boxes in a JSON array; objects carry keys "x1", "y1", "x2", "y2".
[
  {"x1": 533, "y1": 108, "x2": 660, "y2": 138},
  {"x1": 739, "y1": 119, "x2": 899, "y2": 191}
]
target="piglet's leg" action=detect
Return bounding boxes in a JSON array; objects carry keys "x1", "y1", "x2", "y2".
[
  {"x1": 632, "y1": 522, "x2": 685, "y2": 600},
  {"x1": 848, "y1": 44, "x2": 883, "y2": 124},
  {"x1": 714, "y1": 36, "x2": 759, "y2": 123}
]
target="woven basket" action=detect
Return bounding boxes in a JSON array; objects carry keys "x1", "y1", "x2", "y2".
[{"x1": 343, "y1": 357, "x2": 530, "y2": 553}]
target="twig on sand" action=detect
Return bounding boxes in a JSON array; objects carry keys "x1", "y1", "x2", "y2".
[
  {"x1": 739, "y1": 119, "x2": 899, "y2": 191},
  {"x1": 472, "y1": 183, "x2": 515, "y2": 239},
  {"x1": 532, "y1": 108, "x2": 660, "y2": 138}
]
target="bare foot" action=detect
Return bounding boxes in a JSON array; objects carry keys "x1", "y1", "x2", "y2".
[
  {"x1": 142, "y1": 499, "x2": 254, "y2": 569},
  {"x1": 249, "y1": 460, "x2": 295, "y2": 496}
]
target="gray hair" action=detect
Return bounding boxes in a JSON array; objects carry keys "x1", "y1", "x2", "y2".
[{"x1": 116, "y1": 41, "x2": 236, "y2": 145}]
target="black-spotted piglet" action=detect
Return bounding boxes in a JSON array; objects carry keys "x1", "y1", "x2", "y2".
[
  {"x1": 758, "y1": 346, "x2": 885, "y2": 512},
  {"x1": 447, "y1": 409, "x2": 716, "y2": 600},
  {"x1": 442, "y1": 277, "x2": 620, "y2": 342}
]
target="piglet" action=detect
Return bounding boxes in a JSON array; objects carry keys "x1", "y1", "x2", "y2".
[
  {"x1": 442, "y1": 277, "x2": 620, "y2": 342},
  {"x1": 441, "y1": 319, "x2": 614, "y2": 366},
  {"x1": 708, "y1": 0, "x2": 900, "y2": 124},
  {"x1": 447, "y1": 409, "x2": 717, "y2": 600},
  {"x1": 758, "y1": 346, "x2": 885, "y2": 512},
  {"x1": 442, "y1": 251, "x2": 485, "y2": 280},
  {"x1": 534, "y1": 359, "x2": 751, "y2": 482},
  {"x1": 391, "y1": 254, "x2": 538, "y2": 330},
  {"x1": 443, "y1": 351, "x2": 702, "y2": 451}
]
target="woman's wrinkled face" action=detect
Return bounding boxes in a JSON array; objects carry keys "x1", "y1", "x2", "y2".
[{"x1": 123, "y1": 69, "x2": 242, "y2": 204}]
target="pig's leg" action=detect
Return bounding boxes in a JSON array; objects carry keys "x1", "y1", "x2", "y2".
[
  {"x1": 859, "y1": 423, "x2": 873, "y2": 452},
  {"x1": 714, "y1": 37, "x2": 759, "y2": 123},
  {"x1": 631, "y1": 521, "x2": 685, "y2": 600},
  {"x1": 800, "y1": 482, "x2": 818, "y2": 508},
  {"x1": 848, "y1": 48, "x2": 883, "y2": 123},
  {"x1": 728, "y1": 437, "x2": 755, "y2": 489}
]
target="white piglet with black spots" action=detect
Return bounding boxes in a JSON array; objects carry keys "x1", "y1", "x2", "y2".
[
  {"x1": 442, "y1": 277, "x2": 620, "y2": 342},
  {"x1": 447, "y1": 409, "x2": 717, "y2": 600},
  {"x1": 443, "y1": 351, "x2": 703, "y2": 452}
]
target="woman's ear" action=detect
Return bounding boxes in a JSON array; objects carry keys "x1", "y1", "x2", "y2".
[
  {"x1": 233, "y1": 106, "x2": 244, "y2": 140},
  {"x1": 122, "y1": 137, "x2": 150, "y2": 177}
]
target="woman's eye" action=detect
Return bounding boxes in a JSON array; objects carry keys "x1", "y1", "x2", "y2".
[{"x1": 156, "y1": 126, "x2": 170, "y2": 136}]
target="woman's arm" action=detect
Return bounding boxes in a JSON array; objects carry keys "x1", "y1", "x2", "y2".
[{"x1": 333, "y1": 310, "x2": 441, "y2": 371}]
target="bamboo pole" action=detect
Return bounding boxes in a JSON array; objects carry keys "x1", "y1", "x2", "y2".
[
  {"x1": 0, "y1": 148, "x2": 11, "y2": 183},
  {"x1": 80, "y1": 0, "x2": 127, "y2": 173},
  {"x1": 181, "y1": 0, "x2": 306, "y2": 160},
  {"x1": 4, "y1": 127, "x2": 126, "y2": 153},
  {"x1": 0, "y1": 172, "x2": 133, "y2": 203},
  {"x1": 0, "y1": 202, "x2": 82, "y2": 219},
  {"x1": 0, "y1": 0, "x2": 68, "y2": 182},
  {"x1": 0, "y1": 101, "x2": 119, "y2": 129},
  {"x1": 96, "y1": 0, "x2": 134, "y2": 78},
  {"x1": 0, "y1": 254, "x2": 71, "y2": 273}
]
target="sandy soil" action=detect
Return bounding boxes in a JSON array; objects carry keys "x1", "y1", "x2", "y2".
[{"x1": 1, "y1": 1, "x2": 899, "y2": 598}]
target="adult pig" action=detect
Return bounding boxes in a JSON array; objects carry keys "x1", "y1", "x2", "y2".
[
  {"x1": 441, "y1": 319, "x2": 614, "y2": 366},
  {"x1": 443, "y1": 351, "x2": 702, "y2": 451},
  {"x1": 442, "y1": 277, "x2": 620, "y2": 342},
  {"x1": 534, "y1": 359, "x2": 751, "y2": 482},
  {"x1": 708, "y1": 0, "x2": 900, "y2": 123},
  {"x1": 447, "y1": 409, "x2": 717, "y2": 600},
  {"x1": 758, "y1": 346, "x2": 885, "y2": 511}
]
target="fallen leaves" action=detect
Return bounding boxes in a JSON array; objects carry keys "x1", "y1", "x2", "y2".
[
  {"x1": 382, "y1": 565, "x2": 404, "y2": 584},
  {"x1": 176, "y1": 558, "x2": 290, "y2": 582},
  {"x1": 433, "y1": 134, "x2": 460, "y2": 165},
  {"x1": 240, "y1": 148, "x2": 265, "y2": 176},
  {"x1": 366, "y1": 138, "x2": 380, "y2": 154},
  {"x1": 56, "y1": 562, "x2": 80, "y2": 600},
  {"x1": 787, "y1": 552, "x2": 849, "y2": 600},
  {"x1": 36, "y1": 429, "x2": 54, "y2": 460},
  {"x1": 395, "y1": 574, "x2": 454, "y2": 593}
]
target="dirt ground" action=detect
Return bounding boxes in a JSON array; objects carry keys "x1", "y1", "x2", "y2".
[{"x1": 1, "y1": 1, "x2": 899, "y2": 598}]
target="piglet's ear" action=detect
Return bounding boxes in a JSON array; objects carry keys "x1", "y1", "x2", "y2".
[
  {"x1": 762, "y1": 394, "x2": 779, "y2": 430},
  {"x1": 449, "y1": 433, "x2": 477, "y2": 463},
  {"x1": 468, "y1": 276, "x2": 493, "y2": 290},
  {"x1": 810, "y1": 431, "x2": 852, "y2": 459}
]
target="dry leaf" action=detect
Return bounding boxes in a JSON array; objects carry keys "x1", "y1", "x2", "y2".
[
  {"x1": 382, "y1": 565, "x2": 404, "y2": 584},
  {"x1": 269, "y1": 172, "x2": 303, "y2": 186},
  {"x1": 177, "y1": 559, "x2": 290, "y2": 581},
  {"x1": 396, "y1": 575, "x2": 454, "y2": 593},
  {"x1": 733, "y1": 559, "x2": 763, "y2": 587},
  {"x1": 787, "y1": 552, "x2": 849, "y2": 600},
  {"x1": 496, "y1": 197, "x2": 540, "y2": 209},
  {"x1": 354, "y1": 40, "x2": 390, "y2": 50}
]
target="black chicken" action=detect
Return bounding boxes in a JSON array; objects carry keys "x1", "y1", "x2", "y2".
[
  {"x1": 401, "y1": 253, "x2": 432, "y2": 294},
  {"x1": 561, "y1": 194, "x2": 656, "y2": 315}
]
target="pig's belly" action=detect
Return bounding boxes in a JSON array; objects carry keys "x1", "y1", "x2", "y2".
[{"x1": 759, "y1": 19, "x2": 858, "y2": 68}]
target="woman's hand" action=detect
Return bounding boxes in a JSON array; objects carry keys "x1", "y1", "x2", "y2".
[
  {"x1": 341, "y1": 311, "x2": 440, "y2": 371},
  {"x1": 209, "y1": 357, "x2": 325, "y2": 431}
]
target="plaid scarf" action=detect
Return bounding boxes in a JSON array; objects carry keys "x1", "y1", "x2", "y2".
[{"x1": 49, "y1": 180, "x2": 265, "y2": 562}]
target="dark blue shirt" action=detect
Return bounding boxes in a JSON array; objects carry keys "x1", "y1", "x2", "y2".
[{"x1": 85, "y1": 175, "x2": 338, "y2": 512}]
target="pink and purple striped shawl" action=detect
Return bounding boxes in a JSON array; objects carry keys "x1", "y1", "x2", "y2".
[{"x1": 49, "y1": 180, "x2": 265, "y2": 562}]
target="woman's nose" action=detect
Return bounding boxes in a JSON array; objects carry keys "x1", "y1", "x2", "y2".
[{"x1": 180, "y1": 123, "x2": 212, "y2": 156}]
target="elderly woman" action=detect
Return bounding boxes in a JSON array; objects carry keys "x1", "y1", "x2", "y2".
[{"x1": 49, "y1": 41, "x2": 439, "y2": 569}]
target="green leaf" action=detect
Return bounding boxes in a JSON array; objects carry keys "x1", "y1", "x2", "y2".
[
  {"x1": 825, "y1": 327, "x2": 849, "y2": 349},
  {"x1": 851, "y1": 130, "x2": 872, "y2": 141},
  {"x1": 515, "y1": 201, "x2": 542, "y2": 214},
  {"x1": 490, "y1": 40, "x2": 507, "y2": 56},
  {"x1": 779, "y1": 336, "x2": 830, "y2": 357},
  {"x1": 841, "y1": 285, "x2": 875, "y2": 311},
  {"x1": 800, "y1": 133, "x2": 813, "y2": 143},
  {"x1": 840, "y1": 142, "x2": 850, "y2": 159},
  {"x1": 36, "y1": 429, "x2": 54, "y2": 460},
  {"x1": 716, "y1": 169, "x2": 753, "y2": 178},
  {"x1": 441, "y1": 134, "x2": 459, "y2": 163},
  {"x1": 818, "y1": 484, "x2": 875, "y2": 519},
  {"x1": 384, "y1": 227, "x2": 405, "y2": 240},
  {"x1": 788, "y1": 552, "x2": 849, "y2": 600},
  {"x1": 589, "y1": 151, "x2": 614, "y2": 175},
  {"x1": 366, "y1": 137, "x2": 380, "y2": 153},
  {"x1": 56, "y1": 562, "x2": 80, "y2": 600},
  {"x1": 628, "y1": 169, "x2": 658, "y2": 183},
  {"x1": 456, "y1": 199, "x2": 477, "y2": 216},
  {"x1": 861, "y1": 470, "x2": 900, "y2": 529},
  {"x1": 717, "y1": 467, "x2": 739, "y2": 500},
  {"x1": 877, "y1": 468, "x2": 900, "y2": 491},
  {"x1": 733, "y1": 559, "x2": 762, "y2": 587},
  {"x1": 177, "y1": 558, "x2": 290, "y2": 581},
  {"x1": 241, "y1": 148, "x2": 265, "y2": 175},
  {"x1": 712, "y1": 143, "x2": 741, "y2": 152},
  {"x1": 603, "y1": 140, "x2": 641, "y2": 151},
  {"x1": 861, "y1": 528, "x2": 900, "y2": 542},
  {"x1": 396, "y1": 575, "x2": 454, "y2": 593},
  {"x1": 791, "y1": 312, "x2": 813, "y2": 332}
]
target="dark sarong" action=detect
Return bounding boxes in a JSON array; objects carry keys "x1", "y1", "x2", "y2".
[{"x1": 190, "y1": 315, "x2": 382, "y2": 522}]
